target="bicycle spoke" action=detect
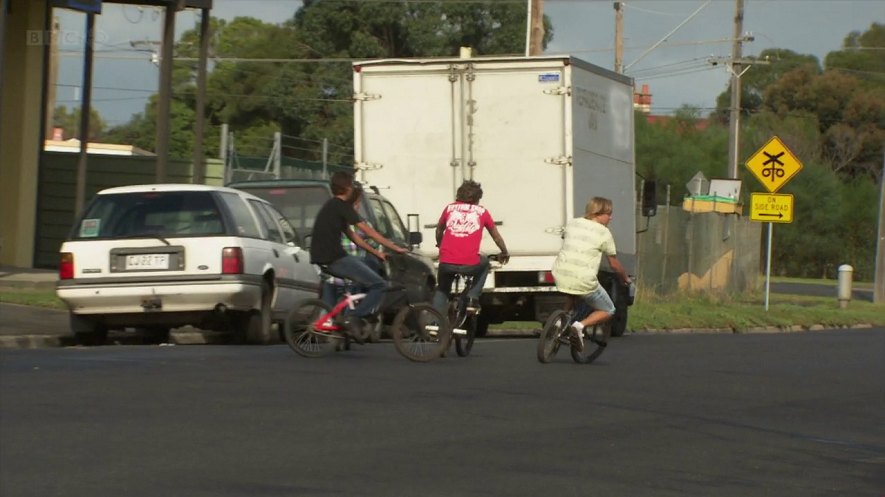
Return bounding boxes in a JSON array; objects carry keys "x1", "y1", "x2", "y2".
[{"x1": 392, "y1": 304, "x2": 451, "y2": 362}]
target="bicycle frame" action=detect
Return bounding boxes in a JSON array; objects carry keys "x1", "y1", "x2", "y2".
[{"x1": 310, "y1": 292, "x2": 367, "y2": 333}]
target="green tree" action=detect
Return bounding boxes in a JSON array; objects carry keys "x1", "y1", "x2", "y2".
[
  {"x1": 825, "y1": 22, "x2": 885, "y2": 87},
  {"x1": 713, "y1": 49, "x2": 820, "y2": 124},
  {"x1": 52, "y1": 105, "x2": 106, "y2": 140},
  {"x1": 635, "y1": 106, "x2": 728, "y2": 202}
]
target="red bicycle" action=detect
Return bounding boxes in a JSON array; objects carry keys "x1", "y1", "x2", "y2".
[{"x1": 283, "y1": 281, "x2": 451, "y2": 363}]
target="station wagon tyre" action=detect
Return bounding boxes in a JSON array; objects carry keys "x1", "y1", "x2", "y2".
[
  {"x1": 70, "y1": 314, "x2": 108, "y2": 346},
  {"x1": 238, "y1": 282, "x2": 273, "y2": 345}
]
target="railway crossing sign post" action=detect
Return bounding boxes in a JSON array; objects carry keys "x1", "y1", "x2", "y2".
[{"x1": 746, "y1": 136, "x2": 803, "y2": 310}]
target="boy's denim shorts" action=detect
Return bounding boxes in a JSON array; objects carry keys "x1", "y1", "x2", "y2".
[{"x1": 579, "y1": 285, "x2": 615, "y2": 316}]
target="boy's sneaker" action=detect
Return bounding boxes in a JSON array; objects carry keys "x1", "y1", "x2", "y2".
[{"x1": 569, "y1": 326, "x2": 584, "y2": 352}]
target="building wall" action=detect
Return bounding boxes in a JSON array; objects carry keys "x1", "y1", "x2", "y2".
[
  {"x1": 0, "y1": 0, "x2": 46, "y2": 267},
  {"x1": 34, "y1": 154, "x2": 224, "y2": 268}
]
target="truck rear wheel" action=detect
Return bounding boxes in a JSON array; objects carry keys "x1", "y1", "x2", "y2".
[
  {"x1": 474, "y1": 312, "x2": 490, "y2": 338},
  {"x1": 610, "y1": 305, "x2": 628, "y2": 337}
]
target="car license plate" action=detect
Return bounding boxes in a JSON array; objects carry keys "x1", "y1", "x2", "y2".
[{"x1": 126, "y1": 254, "x2": 169, "y2": 270}]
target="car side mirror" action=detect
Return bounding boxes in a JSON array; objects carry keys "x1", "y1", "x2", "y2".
[
  {"x1": 406, "y1": 213, "x2": 422, "y2": 248},
  {"x1": 641, "y1": 180, "x2": 657, "y2": 217}
]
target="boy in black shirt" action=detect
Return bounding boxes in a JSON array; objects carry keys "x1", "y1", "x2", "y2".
[{"x1": 310, "y1": 172, "x2": 407, "y2": 336}]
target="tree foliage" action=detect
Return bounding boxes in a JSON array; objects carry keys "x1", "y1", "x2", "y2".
[
  {"x1": 101, "y1": 2, "x2": 547, "y2": 163},
  {"x1": 52, "y1": 105, "x2": 106, "y2": 140}
]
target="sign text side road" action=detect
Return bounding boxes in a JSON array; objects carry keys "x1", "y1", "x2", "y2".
[{"x1": 750, "y1": 193, "x2": 794, "y2": 223}]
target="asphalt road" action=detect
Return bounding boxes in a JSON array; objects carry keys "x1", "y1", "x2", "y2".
[{"x1": 1, "y1": 331, "x2": 883, "y2": 497}]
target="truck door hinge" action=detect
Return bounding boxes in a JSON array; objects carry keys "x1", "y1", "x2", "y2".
[
  {"x1": 353, "y1": 92, "x2": 381, "y2": 102},
  {"x1": 354, "y1": 162, "x2": 383, "y2": 172},
  {"x1": 543, "y1": 86, "x2": 570, "y2": 96},
  {"x1": 545, "y1": 156, "x2": 572, "y2": 167}
]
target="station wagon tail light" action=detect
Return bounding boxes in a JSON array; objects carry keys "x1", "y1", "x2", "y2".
[
  {"x1": 221, "y1": 247, "x2": 244, "y2": 274},
  {"x1": 538, "y1": 271, "x2": 555, "y2": 284},
  {"x1": 59, "y1": 252, "x2": 74, "y2": 280}
]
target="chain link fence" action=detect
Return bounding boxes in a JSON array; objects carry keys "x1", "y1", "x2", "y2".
[{"x1": 637, "y1": 206, "x2": 762, "y2": 295}]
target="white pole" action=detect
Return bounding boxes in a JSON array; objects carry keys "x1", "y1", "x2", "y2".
[{"x1": 764, "y1": 222, "x2": 773, "y2": 311}]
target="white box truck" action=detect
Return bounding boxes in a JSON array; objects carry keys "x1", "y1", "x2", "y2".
[{"x1": 353, "y1": 54, "x2": 646, "y2": 336}]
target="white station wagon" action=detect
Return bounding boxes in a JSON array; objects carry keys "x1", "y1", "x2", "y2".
[{"x1": 56, "y1": 184, "x2": 320, "y2": 344}]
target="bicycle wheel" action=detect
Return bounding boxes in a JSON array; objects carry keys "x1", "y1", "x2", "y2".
[
  {"x1": 537, "y1": 310, "x2": 570, "y2": 363},
  {"x1": 449, "y1": 298, "x2": 469, "y2": 329},
  {"x1": 454, "y1": 313, "x2": 477, "y2": 357},
  {"x1": 570, "y1": 322, "x2": 611, "y2": 364},
  {"x1": 284, "y1": 299, "x2": 338, "y2": 358},
  {"x1": 392, "y1": 303, "x2": 451, "y2": 362}
]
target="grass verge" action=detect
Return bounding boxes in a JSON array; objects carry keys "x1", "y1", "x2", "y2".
[
  {"x1": 2, "y1": 287, "x2": 882, "y2": 332},
  {"x1": 0, "y1": 289, "x2": 66, "y2": 310},
  {"x1": 491, "y1": 290, "x2": 882, "y2": 332}
]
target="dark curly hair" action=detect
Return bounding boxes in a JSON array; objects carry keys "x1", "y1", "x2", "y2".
[
  {"x1": 330, "y1": 171, "x2": 354, "y2": 195},
  {"x1": 456, "y1": 180, "x2": 483, "y2": 204}
]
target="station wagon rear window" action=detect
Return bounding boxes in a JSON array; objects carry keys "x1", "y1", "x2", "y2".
[{"x1": 72, "y1": 191, "x2": 225, "y2": 239}]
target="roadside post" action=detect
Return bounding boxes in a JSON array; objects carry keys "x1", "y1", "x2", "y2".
[
  {"x1": 746, "y1": 136, "x2": 803, "y2": 310},
  {"x1": 837, "y1": 264, "x2": 853, "y2": 309}
]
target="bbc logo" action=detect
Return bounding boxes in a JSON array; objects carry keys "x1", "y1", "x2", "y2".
[{"x1": 26, "y1": 30, "x2": 108, "y2": 46}]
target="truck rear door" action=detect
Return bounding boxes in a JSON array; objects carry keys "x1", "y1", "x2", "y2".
[{"x1": 463, "y1": 61, "x2": 569, "y2": 257}]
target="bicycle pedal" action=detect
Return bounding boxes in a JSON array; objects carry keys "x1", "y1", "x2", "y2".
[{"x1": 453, "y1": 328, "x2": 467, "y2": 336}]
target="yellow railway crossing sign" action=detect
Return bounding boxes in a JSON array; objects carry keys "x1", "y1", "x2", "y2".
[
  {"x1": 750, "y1": 193, "x2": 794, "y2": 223},
  {"x1": 745, "y1": 136, "x2": 803, "y2": 193}
]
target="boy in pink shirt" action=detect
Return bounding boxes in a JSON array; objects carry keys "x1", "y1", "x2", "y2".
[{"x1": 433, "y1": 180, "x2": 509, "y2": 314}]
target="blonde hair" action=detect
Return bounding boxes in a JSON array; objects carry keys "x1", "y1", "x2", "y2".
[{"x1": 585, "y1": 197, "x2": 613, "y2": 219}]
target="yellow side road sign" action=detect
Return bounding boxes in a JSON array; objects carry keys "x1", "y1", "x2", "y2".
[{"x1": 750, "y1": 193, "x2": 793, "y2": 223}]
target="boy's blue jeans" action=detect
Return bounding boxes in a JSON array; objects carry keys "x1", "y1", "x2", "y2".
[
  {"x1": 432, "y1": 255, "x2": 490, "y2": 314},
  {"x1": 325, "y1": 255, "x2": 386, "y2": 318}
]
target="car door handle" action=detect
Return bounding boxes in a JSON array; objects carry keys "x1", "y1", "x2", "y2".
[{"x1": 273, "y1": 249, "x2": 279, "y2": 258}]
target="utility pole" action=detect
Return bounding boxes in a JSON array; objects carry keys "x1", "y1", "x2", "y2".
[
  {"x1": 727, "y1": 0, "x2": 745, "y2": 179},
  {"x1": 528, "y1": 0, "x2": 544, "y2": 56},
  {"x1": 192, "y1": 8, "x2": 210, "y2": 184},
  {"x1": 875, "y1": 148, "x2": 885, "y2": 304},
  {"x1": 614, "y1": 1, "x2": 624, "y2": 73},
  {"x1": 74, "y1": 13, "x2": 96, "y2": 216},
  {"x1": 46, "y1": 17, "x2": 59, "y2": 140},
  {"x1": 155, "y1": 4, "x2": 178, "y2": 183}
]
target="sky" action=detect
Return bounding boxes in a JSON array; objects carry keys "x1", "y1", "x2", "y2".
[{"x1": 53, "y1": 0, "x2": 884, "y2": 129}]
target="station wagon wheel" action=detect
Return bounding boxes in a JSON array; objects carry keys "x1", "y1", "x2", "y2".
[
  {"x1": 237, "y1": 281, "x2": 274, "y2": 345},
  {"x1": 69, "y1": 313, "x2": 108, "y2": 346}
]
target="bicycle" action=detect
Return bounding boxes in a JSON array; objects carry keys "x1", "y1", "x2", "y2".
[
  {"x1": 284, "y1": 269, "x2": 451, "y2": 363},
  {"x1": 445, "y1": 253, "x2": 505, "y2": 357},
  {"x1": 536, "y1": 294, "x2": 610, "y2": 364}
]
